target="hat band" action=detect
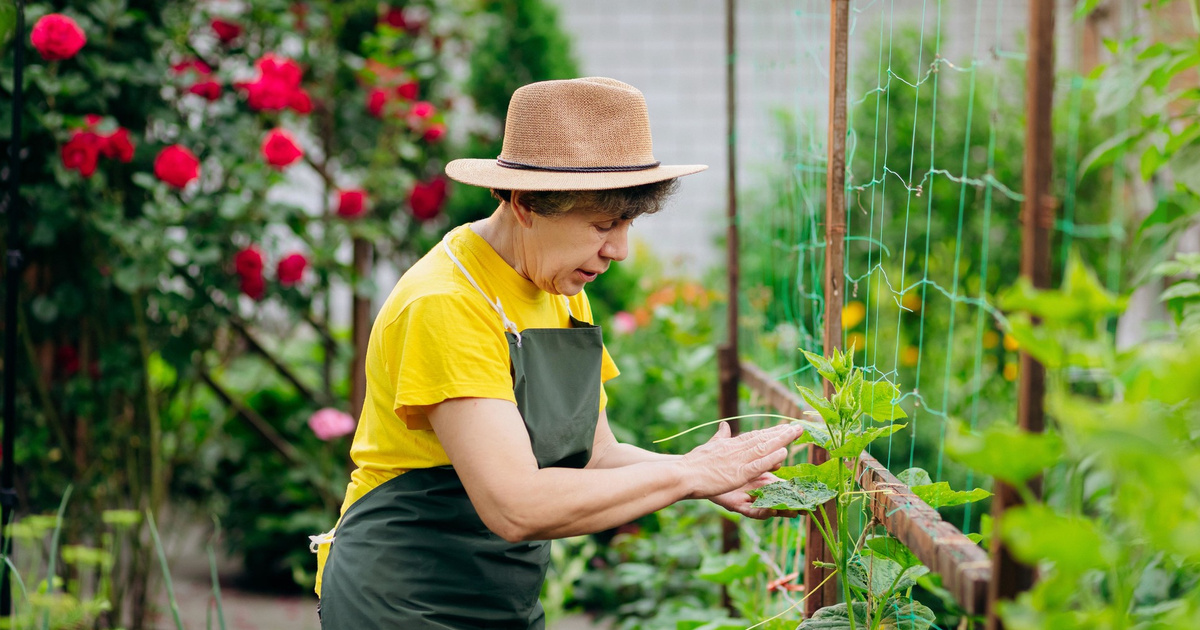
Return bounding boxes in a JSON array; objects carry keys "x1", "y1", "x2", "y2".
[{"x1": 496, "y1": 158, "x2": 661, "y2": 173}]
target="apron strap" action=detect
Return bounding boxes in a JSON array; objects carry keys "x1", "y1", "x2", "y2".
[{"x1": 441, "y1": 235, "x2": 523, "y2": 345}]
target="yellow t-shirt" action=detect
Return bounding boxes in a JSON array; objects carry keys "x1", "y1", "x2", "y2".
[{"x1": 314, "y1": 224, "x2": 620, "y2": 595}]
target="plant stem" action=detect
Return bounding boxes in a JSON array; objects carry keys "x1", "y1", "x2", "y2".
[{"x1": 146, "y1": 510, "x2": 185, "y2": 630}]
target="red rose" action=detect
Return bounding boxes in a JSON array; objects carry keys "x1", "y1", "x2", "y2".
[
  {"x1": 211, "y1": 19, "x2": 242, "y2": 44},
  {"x1": 153, "y1": 145, "x2": 201, "y2": 188},
  {"x1": 188, "y1": 80, "x2": 222, "y2": 101},
  {"x1": 61, "y1": 131, "x2": 104, "y2": 177},
  {"x1": 408, "y1": 178, "x2": 447, "y2": 221},
  {"x1": 289, "y1": 89, "x2": 313, "y2": 114},
  {"x1": 100, "y1": 128, "x2": 135, "y2": 163},
  {"x1": 55, "y1": 346, "x2": 81, "y2": 377},
  {"x1": 258, "y1": 54, "x2": 303, "y2": 87},
  {"x1": 395, "y1": 80, "x2": 419, "y2": 101},
  {"x1": 84, "y1": 114, "x2": 104, "y2": 128},
  {"x1": 381, "y1": 7, "x2": 408, "y2": 30},
  {"x1": 240, "y1": 272, "x2": 265, "y2": 300},
  {"x1": 234, "y1": 246, "x2": 264, "y2": 276},
  {"x1": 242, "y1": 76, "x2": 292, "y2": 111},
  {"x1": 171, "y1": 59, "x2": 212, "y2": 75},
  {"x1": 261, "y1": 128, "x2": 303, "y2": 168},
  {"x1": 422, "y1": 123, "x2": 445, "y2": 144},
  {"x1": 276, "y1": 253, "x2": 307, "y2": 286},
  {"x1": 337, "y1": 189, "x2": 367, "y2": 218},
  {"x1": 366, "y1": 88, "x2": 387, "y2": 118},
  {"x1": 381, "y1": 6, "x2": 425, "y2": 34},
  {"x1": 31, "y1": 14, "x2": 86, "y2": 61}
]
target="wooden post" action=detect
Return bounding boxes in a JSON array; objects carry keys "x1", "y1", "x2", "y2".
[
  {"x1": 986, "y1": 1, "x2": 1055, "y2": 628},
  {"x1": 350, "y1": 238, "x2": 372, "y2": 420},
  {"x1": 805, "y1": 0, "x2": 850, "y2": 616},
  {"x1": 718, "y1": 0, "x2": 742, "y2": 611}
]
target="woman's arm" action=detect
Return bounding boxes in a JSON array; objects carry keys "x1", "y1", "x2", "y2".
[
  {"x1": 588, "y1": 409, "x2": 799, "y2": 520},
  {"x1": 428, "y1": 398, "x2": 802, "y2": 542}
]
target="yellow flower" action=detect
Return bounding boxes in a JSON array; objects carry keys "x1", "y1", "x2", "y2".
[
  {"x1": 846, "y1": 332, "x2": 867, "y2": 354},
  {"x1": 901, "y1": 292, "x2": 922, "y2": 312},
  {"x1": 982, "y1": 331, "x2": 999, "y2": 349},
  {"x1": 1003, "y1": 362, "x2": 1019, "y2": 381},
  {"x1": 842, "y1": 301, "x2": 866, "y2": 329},
  {"x1": 1003, "y1": 334, "x2": 1020, "y2": 352},
  {"x1": 901, "y1": 345, "x2": 920, "y2": 366}
]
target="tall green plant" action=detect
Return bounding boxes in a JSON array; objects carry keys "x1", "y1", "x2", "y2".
[
  {"x1": 748, "y1": 347, "x2": 988, "y2": 629},
  {"x1": 946, "y1": 257, "x2": 1200, "y2": 627}
]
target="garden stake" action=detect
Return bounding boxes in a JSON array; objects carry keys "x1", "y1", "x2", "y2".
[
  {"x1": 2, "y1": 0, "x2": 26, "y2": 621},
  {"x1": 986, "y1": 1, "x2": 1056, "y2": 627}
]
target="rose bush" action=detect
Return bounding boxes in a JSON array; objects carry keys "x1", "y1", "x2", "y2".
[{"x1": 0, "y1": 0, "x2": 583, "y2": 620}]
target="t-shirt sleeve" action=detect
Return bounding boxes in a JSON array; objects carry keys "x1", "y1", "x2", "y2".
[{"x1": 384, "y1": 292, "x2": 517, "y2": 430}]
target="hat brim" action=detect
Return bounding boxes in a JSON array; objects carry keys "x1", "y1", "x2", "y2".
[{"x1": 445, "y1": 159, "x2": 708, "y2": 191}]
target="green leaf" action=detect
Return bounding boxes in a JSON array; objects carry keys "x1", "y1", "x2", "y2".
[
  {"x1": 799, "y1": 600, "x2": 935, "y2": 630},
  {"x1": 910, "y1": 482, "x2": 992, "y2": 509},
  {"x1": 749, "y1": 479, "x2": 836, "y2": 512},
  {"x1": 1161, "y1": 281, "x2": 1200, "y2": 302},
  {"x1": 848, "y1": 554, "x2": 928, "y2": 597},
  {"x1": 792, "y1": 420, "x2": 833, "y2": 449},
  {"x1": 857, "y1": 378, "x2": 908, "y2": 421},
  {"x1": 697, "y1": 551, "x2": 761, "y2": 585},
  {"x1": 1000, "y1": 504, "x2": 1116, "y2": 574},
  {"x1": 946, "y1": 422, "x2": 1063, "y2": 485},
  {"x1": 1169, "y1": 141, "x2": 1200, "y2": 197},
  {"x1": 895, "y1": 468, "x2": 932, "y2": 487},
  {"x1": 1078, "y1": 126, "x2": 1143, "y2": 176},
  {"x1": 1073, "y1": 0, "x2": 1104, "y2": 20},
  {"x1": 774, "y1": 458, "x2": 844, "y2": 488},
  {"x1": 865, "y1": 536, "x2": 921, "y2": 570},
  {"x1": 798, "y1": 385, "x2": 839, "y2": 425},
  {"x1": 828, "y1": 423, "x2": 906, "y2": 459},
  {"x1": 802, "y1": 350, "x2": 839, "y2": 385}
]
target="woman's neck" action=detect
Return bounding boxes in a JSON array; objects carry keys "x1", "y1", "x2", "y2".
[{"x1": 471, "y1": 205, "x2": 528, "y2": 280}]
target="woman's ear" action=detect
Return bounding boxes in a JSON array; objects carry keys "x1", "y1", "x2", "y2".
[{"x1": 509, "y1": 191, "x2": 535, "y2": 228}]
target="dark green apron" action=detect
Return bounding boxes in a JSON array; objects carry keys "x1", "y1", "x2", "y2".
[{"x1": 320, "y1": 241, "x2": 603, "y2": 629}]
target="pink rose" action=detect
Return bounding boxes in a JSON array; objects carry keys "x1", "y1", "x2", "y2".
[
  {"x1": 408, "y1": 101, "x2": 435, "y2": 120},
  {"x1": 276, "y1": 253, "x2": 307, "y2": 286},
  {"x1": 171, "y1": 59, "x2": 212, "y2": 75},
  {"x1": 261, "y1": 128, "x2": 303, "y2": 169},
  {"x1": 153, "y1": 145, "x2": 201, "y2": 188},
  {"x1": 613, "y1": 311, "x2": 638, "y2": 335},
  {"x1": 289, "y1": 89, "x2": 313, "y2": 114},
  {"x1": 31, "y1": 14, "x2": 86, "y2": 61},
  {"x1": 308, "y1": 408, "x2": 356, "y2": 441}
]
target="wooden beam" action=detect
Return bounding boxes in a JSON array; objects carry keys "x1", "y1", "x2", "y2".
[
  {"x1": 987, "y1": 0, "x2": 1056, "y2": 626},
  {"x1": 741, "y1": 361, "x2": 991, "y2": 615},
  {"x1": 808, "y1": 0, "x2": 851, "y2": 616}
]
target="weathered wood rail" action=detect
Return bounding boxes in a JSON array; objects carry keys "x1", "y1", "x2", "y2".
[{"x1": 740, "y1": 360, "x2": 992, "y2": 615}]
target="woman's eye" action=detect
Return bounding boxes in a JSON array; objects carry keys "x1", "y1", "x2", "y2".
[{"x1": 597, "y1": 221, "x2": 618, "y2": 231}]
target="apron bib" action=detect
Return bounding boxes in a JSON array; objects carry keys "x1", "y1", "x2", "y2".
[{"x1": 318, "y1": 235, "x2": 603, "y2": 629}]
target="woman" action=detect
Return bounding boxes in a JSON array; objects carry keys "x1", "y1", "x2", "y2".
[{"x1": 314, "y1": 77, "x2": 803, "y2": 628}]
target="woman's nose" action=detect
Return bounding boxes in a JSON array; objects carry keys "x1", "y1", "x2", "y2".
[{"x1": 601, "y1": 224, "x2": 630, "y2": 262}]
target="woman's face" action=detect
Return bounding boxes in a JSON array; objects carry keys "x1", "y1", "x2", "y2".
[{"x1": 515, "y1": 203, "x2": 631, "y2": 296}]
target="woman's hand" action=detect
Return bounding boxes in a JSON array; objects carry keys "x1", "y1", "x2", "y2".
[
  {"x1": 678, "y1": 422, "x2": 804, "y2": 501},
  {"x1": 708, "y1": 473, "x2": 800, "y2": 520}
]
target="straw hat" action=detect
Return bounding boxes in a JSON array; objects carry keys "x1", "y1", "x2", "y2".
[{"x1": 445, "y1": 77, "x2": 707, "y2": 191}]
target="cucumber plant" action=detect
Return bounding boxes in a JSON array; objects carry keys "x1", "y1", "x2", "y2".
[{"x1": 749, "y1": 346, "x2": 990, "y2": 630}]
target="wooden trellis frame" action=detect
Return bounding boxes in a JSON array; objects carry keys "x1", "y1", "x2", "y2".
[{"x1": 718, "y1": 0, "x2": 1057, "y2": 624}]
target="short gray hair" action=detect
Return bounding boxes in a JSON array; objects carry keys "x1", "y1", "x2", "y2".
[{"x1": 491, "y1": 179, "x2": 680, "y2": 221}]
